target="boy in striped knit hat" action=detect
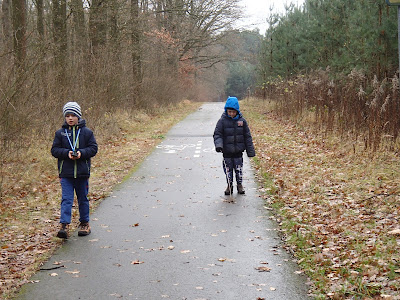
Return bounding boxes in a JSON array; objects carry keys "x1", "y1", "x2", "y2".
[{"x1": 51, "y1": 102, "x2": 98, "y2": 239}]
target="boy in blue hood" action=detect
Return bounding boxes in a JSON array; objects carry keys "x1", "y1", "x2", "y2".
[
  {"x1": 213, "y1": 96, "x2": 255, "y2": 195},
  {"x1": 51, "y1": 102, "x2": 98, "y2": 239}
]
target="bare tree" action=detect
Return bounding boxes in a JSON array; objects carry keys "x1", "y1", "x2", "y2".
[
  {"x1": 12, "y1": 0, "x2": 27, "y2": 69},
  {"x1": 89, "y1": 0, "x2": 107, "y2": 56},
  {"x1": 131, "y1": 0, "x2": 142, "y2": 88},
  {"x1": 70, "y1": 0, "x2": 85, "y2": 50},
  {"x1": 1, "y1": 0, "x2": 12, "y2": 55},
  {"x1": 52, "y1": 0, "x2": 67, "y2": 81},
  {"x1": 35, "y1": 0, "x2": 44, "y2": 39},
  {"x1": 154, "y1": 0, "x2": 241, "y2": 68}
]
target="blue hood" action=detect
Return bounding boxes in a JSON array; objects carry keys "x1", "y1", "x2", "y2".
[{"x1": 224, "y1": 97, "x2": 241, "y2": 119}]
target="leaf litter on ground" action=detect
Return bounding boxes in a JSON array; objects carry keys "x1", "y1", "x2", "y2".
[
  {"x1": 243, "y1": 98, "x2": 400, "y2": 298},
  {"x1": 0, "y1": 101, "x2": 202, "y2": 299}
]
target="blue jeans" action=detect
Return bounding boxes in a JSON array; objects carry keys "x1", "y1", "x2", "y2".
[
  {"x1": 222, "y1": 157, "x2": 243, "y2": 185},
  {"x1": 60, "y1": 177, "x2": 90, "y2": 224}
]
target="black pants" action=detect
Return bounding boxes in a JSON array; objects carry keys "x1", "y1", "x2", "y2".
[{"x1": 222, "y1": 157, "x2": 243, "y2": 185}]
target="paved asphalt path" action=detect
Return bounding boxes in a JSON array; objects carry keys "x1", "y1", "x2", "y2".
[{"x1": 17, "y1": 103, "x2": 309, "y2": 299}]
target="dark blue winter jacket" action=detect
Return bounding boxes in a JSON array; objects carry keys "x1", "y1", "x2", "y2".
[
  {"x1": 51, "y1": 119, "x2": 98, "y2": 178},
  {"x1": 213, "y1": 97, "x2": 256, "y2": 158}
]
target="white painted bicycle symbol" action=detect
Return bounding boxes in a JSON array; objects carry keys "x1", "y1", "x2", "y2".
[{"x1": 156, "y1": 144, "x2": 196, "y2": 153}]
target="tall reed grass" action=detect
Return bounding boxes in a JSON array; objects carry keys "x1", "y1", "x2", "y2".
[{"x1": 259, "y1": 69, "x2": 400, "y2": 153}]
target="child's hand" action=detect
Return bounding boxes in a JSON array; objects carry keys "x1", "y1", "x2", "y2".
[{"x1": 68, "y1": 151, "x2": 81, "y2": 160}]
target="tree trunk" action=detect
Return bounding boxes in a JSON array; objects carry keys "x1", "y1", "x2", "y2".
[
  {"x1": 89, "y1": 0, "x2": 107, "y2": 56},
  {"x1": 131, "y1": 0, "x2": 142, "y2": 87},
  {"x1": 36, "y1": 0, "x2": 44, "y2": 38},
  {"x1": 52, "y1": 0, "x2": 67, "y2": 82},
  {"x1": 1, "y1": 0, "x2": 12, "y2": 54},
  {"x1": 109, "y1": 0, "x2": 120, "y2": 57},
  {"x1": 11, "y1": 0, "x2": 26, "y2": 70},
  {"x1": 70, "y1": 0, "x2": 85, "y2": 50}
]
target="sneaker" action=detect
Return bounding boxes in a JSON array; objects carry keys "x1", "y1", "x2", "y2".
[
  {"x1": 78, "y1": 222, "x2": 91, "y2": 236},
  {"x1": 237, "y1": 184, "x2": 245, "y2": 194},
  {"x1": 224, "y1": 185, "x2": 233, "y2": 195},
  {"x1": 57, "y1": 223, "x2": 69, "y2": 239}
]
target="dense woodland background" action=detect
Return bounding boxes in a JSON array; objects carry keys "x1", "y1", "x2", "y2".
[
  {"x1": 259, "y1": 0, "x2": 400, "y2": 153},
  {"x1": 1, "y1": 0, "x2": 400, "y2": 193}
]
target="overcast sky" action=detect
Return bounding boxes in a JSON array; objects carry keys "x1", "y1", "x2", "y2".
[{"x1": 238, "y1": 0, "x2": 305, "y2": 34}]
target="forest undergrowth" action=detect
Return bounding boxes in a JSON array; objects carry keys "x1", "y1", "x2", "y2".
[
  {"x1": 0, "y1": 100, "x2": 202, "y2": 299},
  {"x1": 243, "y1": 98, "x2": 400, "y2": 299}
]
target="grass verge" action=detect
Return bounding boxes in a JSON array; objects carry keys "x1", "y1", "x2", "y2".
[{"x1": 242, "y1": 98, "x2": 400, "y2": 299}]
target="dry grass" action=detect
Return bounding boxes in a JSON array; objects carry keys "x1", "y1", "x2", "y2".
[
  {"x1": 0, "y1": 100, "x2": 202, "y2": 299},
  {"x1": 263, "y1": 70, "x2": 400, "y2": 154},
  {"x1": 243, "y1": 98, "x2": 400, "y2": 299}
]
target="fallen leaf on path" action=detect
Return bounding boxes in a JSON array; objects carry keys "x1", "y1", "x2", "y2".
[
  {"x1": 50, "y1": 273, "x2": 58, "y2": 276},
  {"x1": 255, "y1": 266, "x2": 271, "y2": 272},
  {"x1": 218, "y1": 258, "x2": 235, "y2": 262},
  {"x1": 65, "y1": 270, "x2": 80, "y2": 274},
  {"x1": 181, "y1": 250, "x2": 191, "y2": 254},
  {"x1": 131, "y1": 260, "x2": 144, "y2": 264},
  {"x1": 218, "y1": 258, "x2": 226, "y2": 262}
]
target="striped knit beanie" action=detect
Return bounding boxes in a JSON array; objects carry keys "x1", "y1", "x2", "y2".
[{"x1": 63, "y1": 102, "x2": 82, "y2": 118}]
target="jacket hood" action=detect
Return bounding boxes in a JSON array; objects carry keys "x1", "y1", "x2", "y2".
[
  {"x1": 62, "y1": 118, "x2": 86, "y2": 129},
  {"x1": 224, "y1": 97, "x2": 241, "y2": 119}
]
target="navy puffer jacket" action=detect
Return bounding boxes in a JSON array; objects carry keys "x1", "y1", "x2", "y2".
[
  {"x1": 51, "y1": 119, "x2": 98, "y2": 178},
  {"x1": 213, "y1": 97, "x2": 255, "y2": 158}
]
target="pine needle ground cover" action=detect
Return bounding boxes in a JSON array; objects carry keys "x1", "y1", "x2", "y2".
[
  {"x1": 0, "y1": 101, "x2": 201, "y2": 299},
  {"x1": 243, "y1": 98, "x2": 400, "y2": 299}
]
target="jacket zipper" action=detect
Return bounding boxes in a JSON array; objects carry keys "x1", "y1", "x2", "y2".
[
  {"x1": 233, "y1": 119, "x2": 237, "y2": 152},
  {"x1": 73, "y1": 126, "x2": 77, "y2": 178}
]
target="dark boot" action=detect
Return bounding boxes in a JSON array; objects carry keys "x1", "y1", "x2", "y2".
[
  {"x1": 57, "y1": 223, "x2": 69, "y2": 239},
  {"x1": 237, "y1": 184, "x2": 245, "y2": 194},
  {"x1": 224, "y1": 184, "x2": 233, "y2": 195}
]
